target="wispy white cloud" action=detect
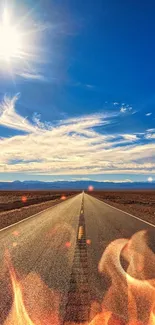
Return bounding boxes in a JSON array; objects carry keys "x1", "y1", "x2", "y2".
[
  {"x1": 0, "y1": 94, "x2": 154, "y2": 175},
  {"x1": 0, "y1": 94, "x2": 37, "y2": 133},
  {"x1": 72, "y1": 82, "x2": 96, "y2": 90},
  {"x1": 120, "y1": 105, "x2": 133, "y2": 113},
  {"x1": 71, "y1": 178, "x2": 134, "y2": 183},
  {"x1": 121, "y1": 134, "x2": 138, "y2": 141},
  {"x1": 71, "y1": 177, "x2": 91, "y2": 181},
  {"x1": 145, "y1": 112, "x2": 152, "y2": 116},
  {"x1": 145, "y1": 128, "x2": 155, "y2": 139},
  {"x1": 120, "y1": 107, "x2": 126, "y2": 113},
  {"x1": 85, "y1": 84, "x2": 95, "y2": 89},
  {"x1": 19, "y1": 72, "x2": 47, "y2": 82},
  {"x1": 101, "y1": 179, "x2": 133, "y2": 183},
  {"x1": 145, "y1": 133, "x2": 155, "y2": 139},
  {"x1": 147, "y1": 128, "x2": 155, "y2": 132}
]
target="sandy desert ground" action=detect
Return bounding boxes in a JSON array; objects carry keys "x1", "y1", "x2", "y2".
[{"x1": 0, "y1": 191, "x2": 77, "y2": 230}]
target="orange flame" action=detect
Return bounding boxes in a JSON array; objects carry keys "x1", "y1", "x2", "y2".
[
  {"x1": 89, "y1": 309, "x2": 112, "y2": 324},
  {"x1": 4, "y1": 254, "x2": 35, "y2": 325},
  {"x1": 148, "y1": 311, "x2": 155, "y2": 325},
  {"x1": 4, "y1": 253, "x2": 61, "y2": 325},
  {"x1": 94, "y1": 230, "x2": 155, "y2": 325},
  {"x1": 4, "y1": 230, "x2": 155, "y2": 325}
]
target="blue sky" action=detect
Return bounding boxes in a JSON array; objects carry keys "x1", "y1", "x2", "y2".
[{"x1": 0, "y1": 0, "x2": 154, "y2": 182}]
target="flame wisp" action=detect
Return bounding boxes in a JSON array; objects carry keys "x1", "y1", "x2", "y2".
[
  {"x1": 4, "y1": 253, "x2": 61, "y2": 325},
  {"x1": 91, "y1": 231, "x2": 155, "y2": 325},
  {"x1": 4, "y1": 253, "x2": 35, "y2": 325}
]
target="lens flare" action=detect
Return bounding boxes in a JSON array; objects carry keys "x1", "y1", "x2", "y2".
[
  {"x1": 22, "y1": 195, "x2": 27, "y2": 203},
  {"x1": 13, "y1": 230, "x2": 19, "y2": 237},
  {"x1": 61, "y1": 195, "x2": 66, "y2": 200},
  {"x1": 65, "y1": 241, "x2": 71, "y2": 248},
  {"x1": 88, "y1": 185, "x2": 94, "y2": 192}
]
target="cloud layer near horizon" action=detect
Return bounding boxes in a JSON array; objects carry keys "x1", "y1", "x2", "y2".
[{"x1": 0, "y1": 94, "x2": 154, "y2": 175}]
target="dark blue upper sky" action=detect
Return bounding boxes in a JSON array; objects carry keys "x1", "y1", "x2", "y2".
[
  {"x1": 0, "y1": 0, "x2": 154, "y2": 182},
  {"x1": 13, "y1": 0, "x2": 155, "y2": 122}
]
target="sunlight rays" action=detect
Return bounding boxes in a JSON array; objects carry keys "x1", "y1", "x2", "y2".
[
  {"x1": 0, "y1": 8, "x2": 22, "y2": 61},
  {"x1": 0, "y1": 5, "x2": 48, "y2": 81}
]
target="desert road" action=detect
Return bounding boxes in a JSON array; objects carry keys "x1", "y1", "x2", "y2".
[{"x1": 0, "y1": 192, "x2": 155, "y2": 324}]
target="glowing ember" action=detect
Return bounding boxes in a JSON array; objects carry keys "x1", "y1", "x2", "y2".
[
  {"x1": 88, "y1": 185, "x2": 94, "y2": 192},
  {"x1": 86, "y1": 239, "x2": 91, "y2": 245},
  {"x1": 22, "y1": 196, "x2": 27, "y2": 203}
]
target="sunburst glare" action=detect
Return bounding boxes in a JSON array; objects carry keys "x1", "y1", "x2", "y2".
[
  {"x1": 0, "y1": 4, "x2": 48, "y2": 80},
  {"x1": 0, "y1": 8, "x2": 22, "y2": 61}
]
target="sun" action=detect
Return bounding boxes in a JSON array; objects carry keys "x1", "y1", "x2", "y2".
[
  {"x1": 0, "y1": 6, "x2": 48, "y2": 78},
  {"x1": 0, "y1": 8, "x2": 21, "y2": 61}
]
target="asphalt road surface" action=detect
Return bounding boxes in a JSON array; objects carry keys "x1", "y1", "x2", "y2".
[{"x1": 0, "y1": 192, "x2": 155, "y2": 324}]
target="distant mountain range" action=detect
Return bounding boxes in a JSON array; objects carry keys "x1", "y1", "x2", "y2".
[{"x1": 0, "y1": 180, "x2": 154, "y2": 190}]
